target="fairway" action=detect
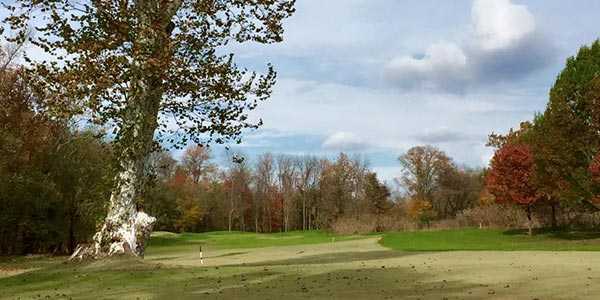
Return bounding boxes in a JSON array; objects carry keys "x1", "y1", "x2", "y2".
[{"x1": 2, "y1": 230, "x2": 600, "y2": 299}]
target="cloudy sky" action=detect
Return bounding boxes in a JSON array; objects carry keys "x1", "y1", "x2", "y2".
[
  {"x1": 213, "y1": 0, "x2": 600, "y2": 182},
  {"x1": 4, "y1": 0, "x2": 599, "y2": 183}
]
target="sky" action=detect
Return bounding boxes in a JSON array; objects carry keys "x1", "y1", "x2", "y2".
[
  {"x1": 3, "y1": 0, "x2": 600, "y2": 183},
  {"x1": 216, "y1": 0, "x2": 600, "y2": 182}
]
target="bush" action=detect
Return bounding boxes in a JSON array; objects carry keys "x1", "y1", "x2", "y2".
[{"x1": 456, "y1": 204, "x2": 533, "y2": 229}]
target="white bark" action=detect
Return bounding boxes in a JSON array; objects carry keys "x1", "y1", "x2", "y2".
[{"x1": 71, "y1": 161, "x2": 156, "y2": 260}]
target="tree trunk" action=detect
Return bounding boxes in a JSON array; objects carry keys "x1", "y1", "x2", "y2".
[
  {"x1": 71, "y1": 61, "x2": 164, "y2": 259},
  {"x1": 551, "y1": 202, "x2": 557, "y2": 230},
  {"x1": 526, "y1": 205, "x2": 533, "y2": 236},
  {"x1": 228, "y1": 209, "x2": 234, "y2": 232},
  {"x1": 68, "y1": 212, "x2": 75, "y2": 254},
  {"x1": 302, "y1": 196, "x2": 306, "y2": 231}
]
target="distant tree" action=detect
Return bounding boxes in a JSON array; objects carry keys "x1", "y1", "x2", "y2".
[
  {"x1": 398, "y1": 145, "x2": 453, "y2": 210},
  {"x1": 364, "y1": 173, "x2": 391, "y2": 231},
  {"x1": 434, "y1": 167, "x2": 483, "y2": 218},
  {"x1": 486, "y1": 143, "x2": 539, "y2": 235},
  {"x1": 4, "y1": 0, "x2": 295, "y2": 258},
  {"x1": 169, "y1": 167, "x2": 203, "y2": 232},
  {"x1": 319, "y1": 153, "x2": 362, "y2": 227},
  {"x1": 182, "y1": 145, "x2": 215, "y2": 184},
  {"x1": 255, "y1": 153, "x2": 276, "y2": 232},
  {"x1": 296, "y1": 156, "x2": 321, "y2": 231},
  {"x1": 225, "y1": 155, "x2": 252, "y2": 232},
  {"x1": 276, "y1": 155, "x2": 297, "y2": 232},
  {"x1": 406, "y1": 197, "x2": 434, "y2": 226}
]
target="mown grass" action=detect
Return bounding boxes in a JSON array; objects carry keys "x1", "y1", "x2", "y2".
[
  {"x1": 146, "y1": 230, "x2": 362, "y2": 255},
  {"x1": 380, "y1": 228, "x2": 600, "y2": 251},
  {"x1": 4, "y1": 229, "x2": 600, "y2": 299}
]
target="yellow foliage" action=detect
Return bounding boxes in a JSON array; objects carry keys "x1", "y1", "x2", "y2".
[{"x1": 406, "y1": 198, "x2": 433, "y2": 222}]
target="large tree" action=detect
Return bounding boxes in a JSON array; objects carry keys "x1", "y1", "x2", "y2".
[
  {"x1": 533, "y1": 41, "x2": 600, "y2": 210},
  {"x1": 3, "y1": 0, "x2": 295, "y2": 259},
  {"x1": 486, "y1": 143, "x2": 539, "y2": 235}
]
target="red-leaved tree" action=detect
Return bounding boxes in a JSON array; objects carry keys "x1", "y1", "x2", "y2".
[
  {"x1": 589, "y1": 153, "x2": 600, "y2": 204},
  {"x1": 486, "y1": 143, "x2": 539, "y2": 235}
]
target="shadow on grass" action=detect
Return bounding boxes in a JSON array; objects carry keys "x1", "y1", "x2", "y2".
[
  {"x1": 238, "y1": 250, "x2": 418, "y2": 267},
  {"x1": 502, "y1": 228, "x2": 600, "y2": 240},
  {"x1": 202, "y1": 266, "x2": 481, "y2": 300},
  {"x1": 0, "y1": 257, "x2": 283, "y2": 299},
  {"x1": 212, "y1": 251, "x2": 249, "y2": 258}
]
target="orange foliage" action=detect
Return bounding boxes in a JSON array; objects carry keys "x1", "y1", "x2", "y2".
[{"x1": 406, "y1": 198, "x2": 433, "y2": 222}]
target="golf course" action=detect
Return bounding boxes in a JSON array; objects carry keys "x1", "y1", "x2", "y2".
[{"x1": 2, "y1": 229, "x2": 600, "y2": 299}]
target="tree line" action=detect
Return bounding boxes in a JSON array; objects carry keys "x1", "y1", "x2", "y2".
[
  {"x1": 4, "y1": 39, "x2": 600, "y2": 255},
  {"x1": 0, "y1": 52, "x2": 484, "y2": 254}
]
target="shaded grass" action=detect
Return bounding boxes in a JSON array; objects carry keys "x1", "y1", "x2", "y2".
[
  {"x1": 0, "y1": 256, "x2": 279, "y2": 299},
  {"x1": 238, "y1": 250, "x2": 417, "y2": 267},
  {"x1": 380, "y1": 228, "x2": 600, "y2": 251},
  {"x1": 0, "y1": 258, "x2": 479, "y2": 300}
]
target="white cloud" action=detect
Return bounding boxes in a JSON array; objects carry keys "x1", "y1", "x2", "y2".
[
  {"x1": 384, "y1": 0, "x2": 554, "y2": 92},
  {"x1": 384, "y1": 42, "x2": 470, "y2": 91},
  {"x1": 472, "y1": 0, "x2": 535, "y2": 51},
  {"x1": 322, "y1": 132, "x2": 369, "y2": 151}
]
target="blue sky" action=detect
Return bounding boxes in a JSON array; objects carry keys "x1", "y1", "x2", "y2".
[
  {"x1": 3, "y1": 0, "x2": 600, "y2": 183},
  {"x1": 214, "y1": 0, "x2": 600, "y2": 182}
]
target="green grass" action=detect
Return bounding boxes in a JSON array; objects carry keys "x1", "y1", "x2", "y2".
[
  {"x1": 380, "y1": 228, "x2": 600, "y2": 251},
  {"x1": 146, "y1": 230, "x2": 362, "y2": 255},
  {"x1": 0, "y1": 230, "x2": 364, "y2": 299},
  {"x1": 4, "y1": 229, "x2": 600, "y2": 299}
]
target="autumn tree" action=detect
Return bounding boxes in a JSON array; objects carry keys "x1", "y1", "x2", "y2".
[
  {"x1": 318, "y1": 153, "x2": 364, "y2": 227},
  {"x1": 589, "y1": 154, "x2": 600, "y2": 205},
  {"x1": 486, "y1": 143, "x2": 539, "y2": 235},
  {"x1": 3, "y1": 0, "x2": 295, "y2": 258},
  {"x1": 398, "y1": 145, "x2": 453, "y2": 216}
]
